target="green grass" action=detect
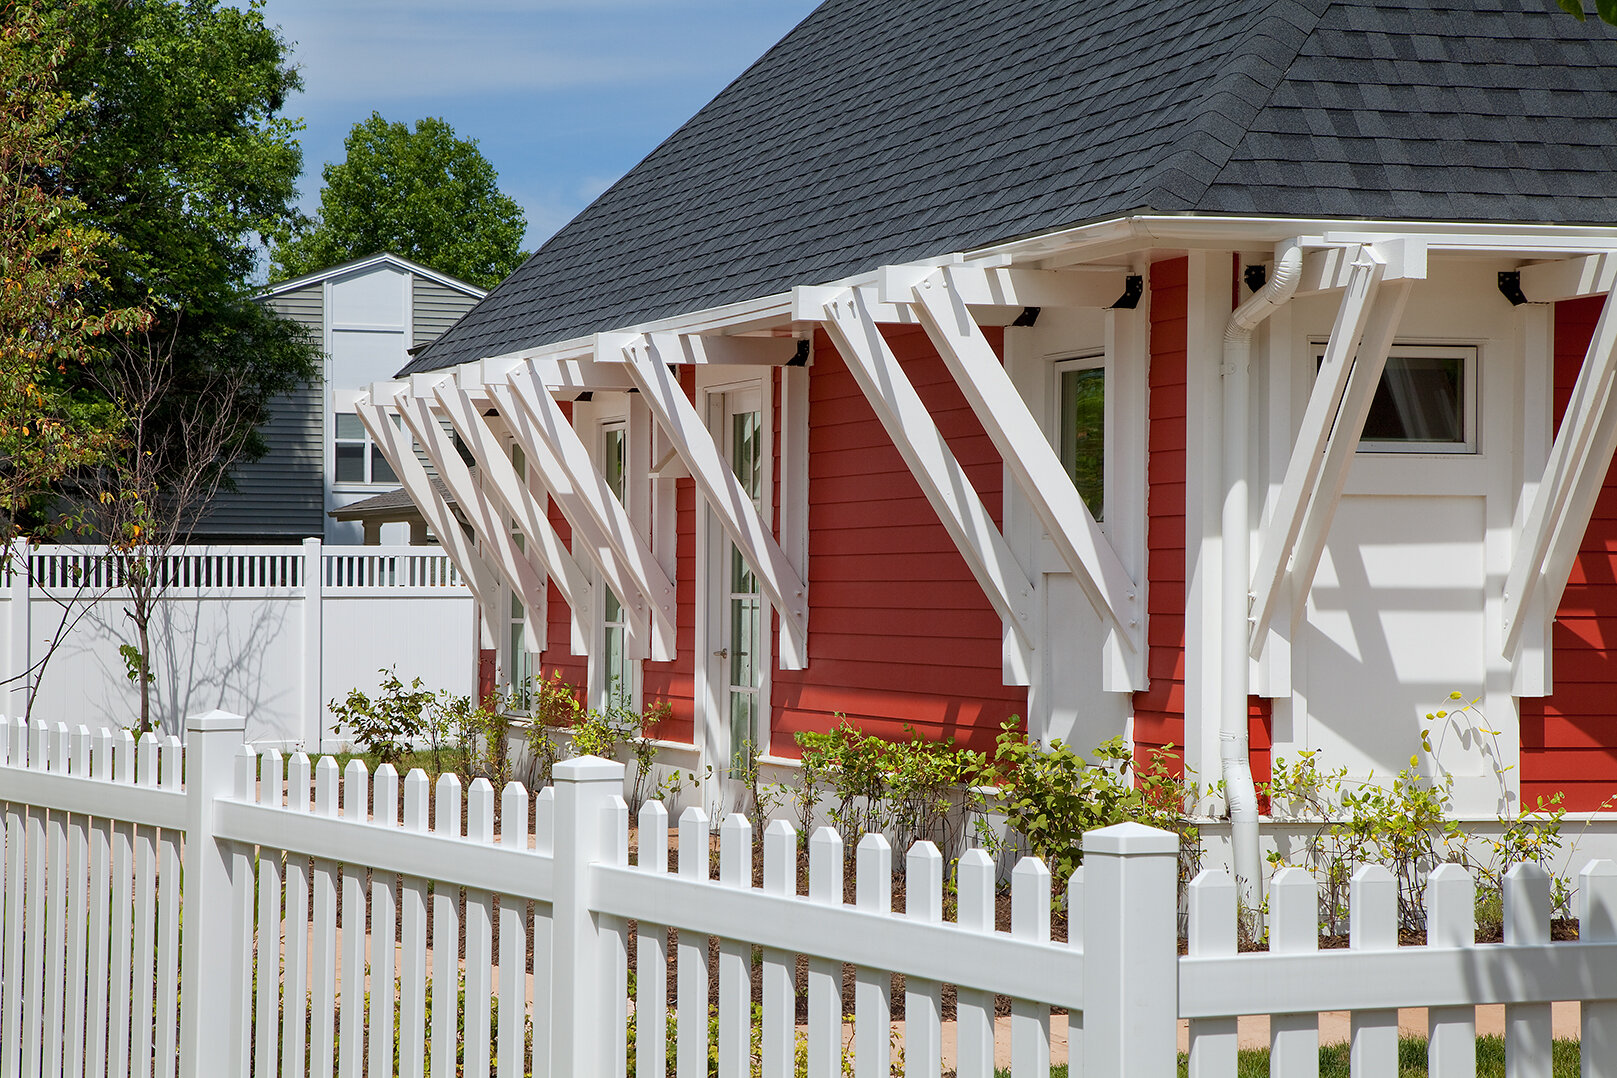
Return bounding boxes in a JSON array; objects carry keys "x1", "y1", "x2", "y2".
[{"x1": 990, "y1": 1035, "x2": 1583, "y2": 1078}]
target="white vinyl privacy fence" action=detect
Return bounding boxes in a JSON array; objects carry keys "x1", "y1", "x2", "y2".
[
  {"x1": 5, "y1": 542, "x2": 473, "y2": 748},
  {"x1": 5, "y1": 711, "x2": 1617, "y2": 1077}
]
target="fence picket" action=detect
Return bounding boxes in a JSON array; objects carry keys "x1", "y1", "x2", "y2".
[
  {"x1": 108, "y1": 732, "x2": 136, "y2": 1078},
  {"x1": 155, "y1": 736, "x2": 182, "y2": 1078},
  {"x1": 370, "y1": 765, "x2": 400, "y2": 1078},
  {"x1": 338, "y1": 761, "x2": 369, "y2": 1078},
  {"x1": 398, "y1": 771, "x2": 430, "y2": 1078},
  {"x1": 718, "y1": 816, "x2": 754, "y2": 1078},
  {"x1": 1270, "y1": 867, "x2": 1320, "y2": 1078},
  {"x1": 0, "y1": 717, "x2": 12, "y2": 1078},
  {"x1": 1504, "y1": 864, "x2": 1553, "y2": 1078},
  {"x1": 44, "y1": 724, "x2": 70, "y2": 1075},
  {"x1": 533, "y1": 786, "x2": 554, "y2": 1078},
  {"x1": 1426, "y1": 864, "x2": 1476, "y2": 1078},
  {"x1": 1581, "y1": 860, "x2": 1617, "y2": 1078},
  {"x1": 86, "y1": 730, "x2": 113, "y2": 1078},
  {"x1": 676, "y1": 807, "x2": 712, "y2": 1078},
  {"x1": 253, "y1": 750, "x2": 284, "y2": 1078},
  {"x1": 497, "y1": 782, "x2": 529, "y2": 1078},
  {"x1": 431, "y1": 774, "x2": 463, "y2": 1078},
  {"x1": 1187, "y1": 870, "x2": 1237, "y2": 1078},
  {"x1": 606, "y1": 796, "x2": 631, "y2": 1078},
  {"x1": 903, "y1": 842, "x2": 943, "y2": 1078},
  {"x1": 1066, "y1": 866, "x2": 1083, "y2": 1076},
  {"x1": 64, "y1": 726, "x2": 91, "y2": 1078},
  {"x1": 21, "y1": 723, "x2": 45, "y2": 1078},
  {"x1": 760, "y1": 819, "x2": 795, "y2": 1078},
  {"x1": 131, "y1": 733, "x2": 160, "y2": 1078},
  {"x1": 282, "y1": 753, "x2": 311, "y2": 1078},
  {"x1": 310, "y1": 759, "x2": 340, "y2": 1077},
  {"x1": 807, "y1": 827, "x2": 844, "y2": 1078},
  {"x1": 229, "y1": 743, "x2": 259, "y2": 1077},
  {"x1": 1010, "y1": 857, "x2": 1051, "y2": 1078},
  {"x1": 855, "y1": 834, "x2": 893, "y2": 1078},
  {"x1": 464, "y1": 779, "x2": 496, "y2": 1078},
  {"x1": 955, "y1": 849, "x2": 995, "y2": 1078},
  {"x1": 1348, "y1": 865, "x2": 1398, "y2": 1078}
]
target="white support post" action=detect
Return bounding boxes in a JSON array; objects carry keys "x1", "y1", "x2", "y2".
[
  {"x1": 1082, "y1": 823, "x2": 1178, "y2": 1078},
  {"x1": 494, "y1": 368, "x2": 677, "y2": 660},
  {"x1": 810, "y1": 286, "x2": 1036, "y2": 681},
  {"x1": 1503, "y1": 279, "x2": 1617, "y2": 657},
  {"x1": 301, "y1": 538, "x2": 323, "y2": 752},
  {"x1": 177, "y1": 710, "x2": 248, "y2": 1078},
  {"x1": 1246, "y1": 251, "x2": 1384, "y2": 654},
  {"x1": 549, "y1": 756, "x2": 626, "y2": 1077},
  {"x1": 616, "y1": 331, "x2": 811, "y2": 669},
  {"x1": 903, "y1": 264, "x2": 1143, "y2": 688}
]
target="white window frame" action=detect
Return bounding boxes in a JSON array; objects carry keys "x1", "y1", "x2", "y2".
[
  {"x1": 1050, "y1": 352, "x2": 1108, "y2": 527},
  {"x1": 333, "y1": 410, "x2": 400, "y2": 487},
  {"x1": 1313, "y1": 342, "x2": 1479, "y2": 455}
]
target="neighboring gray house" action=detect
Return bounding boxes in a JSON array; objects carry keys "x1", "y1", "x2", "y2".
[{"x1": 196, "y1": 253, "x2": 485, "y2": 544}]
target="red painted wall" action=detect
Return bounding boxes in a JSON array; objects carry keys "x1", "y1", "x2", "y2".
[
  {"x1": 1520, "y1": 296, "x2": 1617, "y2": 809},
  {"x1": 769, "y1": 324, "x2": 1028, "y2": 755}
]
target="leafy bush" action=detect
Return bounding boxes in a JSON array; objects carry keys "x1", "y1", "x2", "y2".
[{"x1": 328, "y1": 666, "x2": 434, "y2": 766}]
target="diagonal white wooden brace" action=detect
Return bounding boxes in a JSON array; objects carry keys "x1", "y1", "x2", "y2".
[
  {"x1": 1247, "y1": 248, "x2": 1384, "y2": 656},
  {"x1": 354, "y1": 396, "x2": 500, "y2": 648},
  {"x1": 1518, "y1": 252, "x2": 1617, "y2": 303},
  {"x1": 812, "y1": 287, "x2": 1036, "y2": 681},
  {"x1": 494, "y1": 366, "x2": 677, "y2": 661},
  {"x1": 615, "y1": 331, "x2": 810, "y2": 670},
  {"x1": 1503, "y1": 278, "x2": 1617, "y2": 658},
  {"x1": 394, "y1": 388, "x2": 585, "y2": 652},
  {"x1": 904, "y1": 264, "x2": 1141, "y2": 684}
]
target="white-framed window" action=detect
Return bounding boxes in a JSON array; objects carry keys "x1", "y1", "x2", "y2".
[
  {"x1": 506, "y1": 443, "x2": 536, "y2": 707},
  {"x1": 333, "y1": 412, "x2": 399, "y2": 485},
  {"x1": 599, "y1": 421, "x2": 638, "y2": 710},
  {"x1": 1054, "y1": 354, "x2": 1106, "y2": 520},
  {"x1": 1315, "y1": 343, "x2": 1478, "y2": 454}
]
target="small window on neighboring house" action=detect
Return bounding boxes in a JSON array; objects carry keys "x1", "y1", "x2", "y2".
[
  {"x1": 1058, "y1": 361, "x2": 1105, "y2": 520},
  {"x1": 334, "y1": 413, "x2": 399, "y2": 485},
  {"x1": 1314, "y1": 345, "x2": 1477, "y2": 453}
]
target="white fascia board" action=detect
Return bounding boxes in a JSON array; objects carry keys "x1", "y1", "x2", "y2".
[
  {"x1": 899, "y1": 266, "x2": 1140, "y2": 682},
  {"x1": 1519, "y1": 253, "x2": 1617, "y2": 303},
  {"x1": 496, "y1": 366, "x2": 677, "y2": 661},
  {"x1": 596, "y1": 334, "x2": 800, "y2": 366},
  {"x1": 879, "y1": 264, "x2": 1129, "y2": 310},
  {"x1": 809, "y1": 286, "x2": 1037, "y2": 676},
  {"x1": 618, "y1": 331, "x2": 811, "y2": 670},
  {"x1": 1502, "y1": 279, "x2": 1617, "y2": 658},
  {"x1": 1247, "y1": 251, "x2": 1386, "y2": 655}
]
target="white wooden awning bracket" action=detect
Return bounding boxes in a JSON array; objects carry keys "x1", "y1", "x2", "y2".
[
  {"x1": 1517, "y1": 252, "x2": 1617, "y2": 304},
  {"x1": 1502, "y1": 275, "x2": 1617, "y2": 658},
  {"x1": 609, "y1": 331, "x2": 811, "y2": 670}
]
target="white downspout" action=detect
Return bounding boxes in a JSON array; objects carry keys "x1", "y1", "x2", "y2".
[{"x1": 1221, "y1": 242, "x2": 1301, "y2": 925}]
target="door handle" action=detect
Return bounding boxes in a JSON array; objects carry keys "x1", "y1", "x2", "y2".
[{"x1": 713, "y1": 648, "x2": 728, "y2": 658}]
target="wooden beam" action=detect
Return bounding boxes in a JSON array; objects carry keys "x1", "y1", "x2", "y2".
[
  {"x1": 1246, "y1": 252, "x2": 1384, "y2": 655},
  {"x1": 880, "y1": 264, "x2": 1129, "y2": 310},
  {"x1": 354, "y1": 397, "x2": 500, "y2": 648},
  {"x1": 903, "y1": 265, "x2": 1141, "y2": 683},
  {"x1": 604, "y1": 334, "x2": 802, "y2": 366},
  {"x1": 494, "y1": 365, "x2": 677, "y2": 661},
  {"x1": 1518, "y1": 253, "x2": 1617, "y2": 304},
  {"x1": 810, "y1": 287, "x2": 1036, "y2": 681},
  {"x1": 1502, "y1": 279, "x2": 1617, "y2": 657},
  {"x1": 616, "y1": 331, "x2": 811, "y2": 670}
]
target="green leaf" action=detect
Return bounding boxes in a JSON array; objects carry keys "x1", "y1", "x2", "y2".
[
  {"x1": 1597, "y1": 0, "x2": 1617, "y2": 24},
  {"x1": 1559, "y1": 0, "x2": 1587, "y2": 21}
]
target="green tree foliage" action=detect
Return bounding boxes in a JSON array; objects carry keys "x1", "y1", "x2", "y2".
[
  {"x1": 1559, "y1": 0, "x2": 1617, "y2": 26},
  {"x1": 273, "y1": 113, "x2": 528, "y2": 289}
]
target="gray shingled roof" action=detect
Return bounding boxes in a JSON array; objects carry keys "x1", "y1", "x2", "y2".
[{"x1": 403, "y1": 0, "x2": 1617, "y2": 376}]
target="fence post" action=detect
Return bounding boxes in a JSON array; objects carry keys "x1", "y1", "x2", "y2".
[
  {"x1": 1082, "y1": 821, "x2": 1179, "y2": 1078},
  {"x1": 301, "y1": 537, "x2": 323, "y2": 751},
  {"x1": 177, "y1": 709, "x2": 247, "y2": 1078},
  {"x1": 551, "y1": 755, "x2": 627, "y2": 1077},
  {"x1": 7, "y1": 540, "x2": 28, "y2": 717}
]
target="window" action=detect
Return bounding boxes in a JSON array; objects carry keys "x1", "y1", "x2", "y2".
[
  {"x1": 1316, "y1": 345, "x2": 1477, "y2": 454},
  {"x1": 599, "y1": 423, "x2": 637, "y2": 709},
  {"x1": 1057, "y1": 359, "x2": 1105, "y2": 520},
  {"x1": 333, "y1": 413, "x2": 399, "y2": 485},
  {"x1": 508, "y1": 445, "x2": 535, "y2": 707}
]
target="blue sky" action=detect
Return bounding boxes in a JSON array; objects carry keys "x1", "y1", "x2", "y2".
[{"x1": 258, "y1": 1, "x2": 822, "y2": 252}]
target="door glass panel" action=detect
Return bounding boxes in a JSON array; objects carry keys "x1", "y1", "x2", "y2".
[
  {"x1": 601, "y1": 425, "x2": 633, "y2": 708},
  {"x1": 1059, "y1": 366, "x2": 1105, "y2": 521},
  {"x1": 726, "y1": 406, "x2": 763, "y2": 774}
]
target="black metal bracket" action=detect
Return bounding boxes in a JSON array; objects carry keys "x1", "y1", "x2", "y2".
[
  {"x1": 787, "y1": 340, "x2": 812, "y2": 366},
  {"x1": 1244, "y1": 263, "x2": 1269, "y2": 293},
  {"x1": 1109, "y1": 275, "x2": 1144, "y2": 310},
  {"x1": 1498, "y1": 270, "x2": 1528, "y2": 306},
  {"x1": 1011, "y1": 306, "x2": 1041, "y2": 327}
]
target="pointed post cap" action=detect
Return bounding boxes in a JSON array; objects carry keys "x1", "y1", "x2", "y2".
[
  {"x1": 1082, "y1": 821, "x2": 1179, "y2": 856},
  {"x1": 552, "y1": 755, "x2": 625, "y2": 783}
]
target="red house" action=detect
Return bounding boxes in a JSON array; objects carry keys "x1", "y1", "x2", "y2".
[{"x1": 365, "y1": 0, "x2": 1617, "y2": 897}]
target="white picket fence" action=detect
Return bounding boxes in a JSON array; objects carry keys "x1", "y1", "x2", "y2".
[{"x1": 4, "y1": 712, "x2": 1617, "y2": 1078}]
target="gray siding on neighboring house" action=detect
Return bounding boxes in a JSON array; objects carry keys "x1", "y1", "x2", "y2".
[
  {"x1": 193, "y1": 285, "x2": 327, "y2": 540},
  {"x1": 412, "y1": 276, "x2": 480, "y2": 348}
]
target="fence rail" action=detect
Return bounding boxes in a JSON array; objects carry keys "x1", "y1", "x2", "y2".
[{"x1": 3, "y1": 712, "x2": 1617, "y2": 1077}]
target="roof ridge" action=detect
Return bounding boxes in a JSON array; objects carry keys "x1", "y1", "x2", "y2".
[{"x1": 1138, "y1": 0, "x2": 1331, "y2": 210}]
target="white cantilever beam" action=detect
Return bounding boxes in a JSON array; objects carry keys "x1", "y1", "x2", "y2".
[
  {"x1": 806, "y1": 285, "x2": 1036, "y2": 674},
  {"x1": 1518, "y1": 253, "x2": 1617, "y2": 303},
  {"x1": 494, "y1": 364, "x2": 677, "y2": 661},
  {"x1": 1282, "y1": 278, "x2": 1417, "y2": 630},
  {"x1": 898, "y1": 264, "x2": 1141, "y2": 684},
  {"x1": 394, "y1": 388, "x2": 582, "y2": 651},
  {"x1": 1503, "y1": 278, "x2": 1617, "y2": 658},
  {"x1": 429, "y1": 377, "x2": 597, "y2": 653},
  {"x1": 1247, "y1": 248, "x2": 1385, "y2": 655},
  {"x1": 612, "y1": 331, "x2": 810, "y2": 670},
  {"x1": 355, "y1": 396, "x2": 500, "y2": 647}
]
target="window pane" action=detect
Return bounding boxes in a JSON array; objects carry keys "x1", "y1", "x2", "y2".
[
  {"x1": 604, "y1": 427, "x2": 626, "y2": 500},
  {"x1": 334, "y1": 443, "x2": 365, "y2": 483},
  {"x1": 729, "y1": 690, "x2": 757, "y2": 774},
  {"x1": 1363, "y1": 356, "x2": 1464, "y2": 444},
  {"x1": 335, "y1": 413, "x2": 365, "y2": 441},
  {"x1": 370, "y1": 446, "x2": 397, "y2": 484},
  {"x1": 1060, "y1": 367, "x2": 1105, "y2": 521}
]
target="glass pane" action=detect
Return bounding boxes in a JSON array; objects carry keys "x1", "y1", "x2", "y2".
[
  {"x1": 604, "y1": 623, "x2": 626, "y2": 705},
  {"x1": 334, "y1": 443, "x2": 365, "y2": 483},
  {"x1": 335, "y1": 413, "x2": 365, "y2": 441},
  {"x1": 1363, "y1": 356, "x2": 1464, "y2": 444},
  {"x1": 732, "y1": 412, "x2": 762, "y2": 502},
  {"x1": 1060, "y1": 367, "x2": 1105, "y2": 521},
  {"x1": 370, "y1": 446, "x2": 397, "y2": 484},
  {"x1": 731, "y1": 595, "x2": 759, "y2": 688},
  {"x1": 729, "y1": 690, "x2": 757, "y2": 774},
  {"x1": 731, "y1": 545, "x2": 756, "y2": 595},
  {"x1": 604, "y1": 427, "x2": 626, "y2": 500},
  {"x1": 604, "y1": 587, "x2": 623, "y2": 624}
]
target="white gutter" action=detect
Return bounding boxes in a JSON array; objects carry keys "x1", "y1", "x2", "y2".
[{"x1": 1221, "y1": 242, "x2": 1302, "y2": 925}]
